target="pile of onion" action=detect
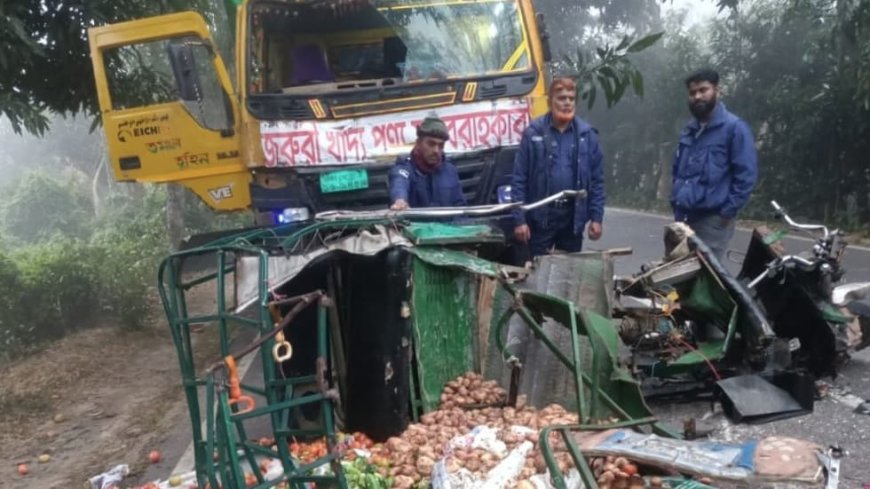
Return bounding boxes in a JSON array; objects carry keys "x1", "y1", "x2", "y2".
[{"x1": 374, "y1": 372, "x2": 652, "y2": 489}]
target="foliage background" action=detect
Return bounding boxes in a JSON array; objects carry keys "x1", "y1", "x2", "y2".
[
  {"x1": 574, "y1": 0, "x2": 870, "y2": 232},
  {"x1": 0, "y1": 0, "x2": 245, "y2": 360}
]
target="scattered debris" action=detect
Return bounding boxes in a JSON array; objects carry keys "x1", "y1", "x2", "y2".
[
  {"x1": 88, "y1": 464, "x2": 130, "y2": 489},
  {"x1": 577, "y1": 430, "x2": 838, "y2": 487},
  {"x1": 716, "y1": 374, "x2": 813, "y2": 424}
]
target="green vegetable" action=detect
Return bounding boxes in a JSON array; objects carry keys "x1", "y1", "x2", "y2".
[{"x1": 342, "y1": 458, "x2": 392, "y2": 489}]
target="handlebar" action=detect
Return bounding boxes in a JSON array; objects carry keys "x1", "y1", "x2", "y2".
[
  {"x1": 747, "y1": 254, "x2": 820, "y2": 289},
  {"x1": 315, "y1": 190, "x2": 587, "y2": 221},
  {"x1": 771, "y1": 200, "x2": 832, "y2": 239}
]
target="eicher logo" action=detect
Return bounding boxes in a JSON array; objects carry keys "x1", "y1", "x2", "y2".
[
  {"x1": 116, "y1": 114, "x2": 171, "y2": 142},
  {"x1": 209, "y1": 185, "x2": 233, "y2": 202}
]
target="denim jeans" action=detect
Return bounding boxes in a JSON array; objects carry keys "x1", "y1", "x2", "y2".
[{"x1": 688, "y1": 214, "x2": 736, "y2": 262}]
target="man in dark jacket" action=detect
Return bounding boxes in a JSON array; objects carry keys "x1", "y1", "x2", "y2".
[
  {"x1": 510, "y1": 77, "x2": 605, "y2": 257},
  {"x1": 671, "y1": 69, "x2": 758, "y2": 261},
  {"x1": 389, "y1": 116, "x2": 466, "y2": 209}
]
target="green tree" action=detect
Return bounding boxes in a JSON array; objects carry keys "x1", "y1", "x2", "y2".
[
  {"x1": 589, "y1": 0, "x2": 870, "y2": 232},
  {"x1": 588, "y1": 13, "x2": 708, "y2": 208},
  {"x1": 1, "y1": 170, "x2": 94, "y2": 243},
  {"x1": 709, "y1": 0, "x2": 870, "y2": 226},
  {"x1": 0, "y1": 0, "x2": 223, "y2": 135}
]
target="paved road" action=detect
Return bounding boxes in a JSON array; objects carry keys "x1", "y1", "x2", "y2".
[
  {"x1": 594, "y1": 208, "x2": 870, "y2": 488},
  {"x1": 590, "y1": 207, "x2": 870, "y2": 281},
  {"x1": 145, "y1": 208, "x2": 870, "y2": 487}
]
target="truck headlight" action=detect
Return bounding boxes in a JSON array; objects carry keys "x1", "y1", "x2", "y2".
[
  {"x1": 276, "y1": 207, "x2": 311, "y2": 224},
  {"x1": 497, "y1": 184, "x2": 513, "y2": 204}
]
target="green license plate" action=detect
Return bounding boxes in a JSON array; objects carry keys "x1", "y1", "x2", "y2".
[{"x1": 319, "y1": 169, "x2": 369, "y2": 194}]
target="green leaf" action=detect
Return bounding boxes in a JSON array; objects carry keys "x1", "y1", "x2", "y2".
[
  {"x1": 631, "y1": 70, "x2": 645, "y2": 97},
  {"x1": 596, "y1": 74, "x2": 615, "y2": 107},
  {"x1": 599, "y1": 65, "x2": 618, "y2": 81},
  {"x1": 616, "y1": 35, "x2": 632, "y2": 52},
  {"x1": 613, "y1": 78, "x2": 628, "y2": 102},
  {"x1": 627, "y1": 31, "x2": 665, "y2": 53},
  {"x1": 5, "y1": 16, "x2": 45, "y2": 57}
]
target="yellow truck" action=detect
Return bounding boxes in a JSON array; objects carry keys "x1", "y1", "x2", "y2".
[{"x1": 88, "y1": 0, "x2": 553, "y2": 224}]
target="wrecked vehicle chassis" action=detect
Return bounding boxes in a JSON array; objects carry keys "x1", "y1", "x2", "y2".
[{"x1": 157, "y1": 202, "x2": 841, "y2": 489}]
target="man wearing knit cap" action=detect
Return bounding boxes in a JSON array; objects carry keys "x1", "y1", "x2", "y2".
[
  {"x1": 511, "y1": 77, "x2": 606, "y2": 257},
  {"x1": 389, "y1": 116, "x2": 466, "y2": 209}
]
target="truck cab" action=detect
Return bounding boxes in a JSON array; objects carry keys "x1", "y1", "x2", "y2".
[{"x1": 88, "y1": 0, "x2": 551, "y2": 225}]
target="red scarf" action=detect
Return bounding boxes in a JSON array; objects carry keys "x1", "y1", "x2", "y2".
[{"x1": 412, "y1": 149, "x2": 442, "y2": 175}]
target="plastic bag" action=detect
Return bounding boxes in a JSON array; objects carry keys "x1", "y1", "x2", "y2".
[
  {"x1": 432, "y1": 425, "x2": 533, "y2": 489},
  {"x1": 88, "y1": 464, "x2": 130, "y2": 489}
]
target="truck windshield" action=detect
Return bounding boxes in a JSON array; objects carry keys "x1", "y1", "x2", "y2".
[{"x1": 248, "y1": 0, "x2": 530, "y2": 94}]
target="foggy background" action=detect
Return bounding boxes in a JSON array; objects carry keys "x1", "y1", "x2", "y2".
[{"x1": 2, "y1": 0, "x2": 869, "y2": 358}]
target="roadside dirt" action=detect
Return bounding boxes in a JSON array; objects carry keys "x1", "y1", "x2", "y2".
[{"x1": 0, "y1": 285, "x2": 220, "y2": 489}]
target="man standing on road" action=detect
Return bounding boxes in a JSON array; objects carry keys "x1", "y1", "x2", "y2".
[
  {"x1": 389, "y1": 116, "x2": 466, "y2": 210},
  {"x1": 510, "y1": 77, "x2": 605, "y2": 257},
  {"x1": 671, "y1": 68, "x2": 758, "y2": 261}
]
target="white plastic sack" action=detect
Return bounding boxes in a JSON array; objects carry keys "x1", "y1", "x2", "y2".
[
  {"x1": 432, "y1": 425, "x2": 534, "y2": 489},
  {"x1": 446, "y1": 425, "x2": 508, "y2": 458},
  {"x1": 88, "y1": 464, "x2": 130, "y2": 489}
]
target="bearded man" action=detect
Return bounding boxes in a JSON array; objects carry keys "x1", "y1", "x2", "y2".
[
  {"x1": 671, "y1": 68, "x2": 758, "y2": 261},
  {"x1": 510, "y1": 77, "x2": 605, "y2": 257}
]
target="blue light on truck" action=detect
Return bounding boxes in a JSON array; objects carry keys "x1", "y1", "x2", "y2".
[
  {"x1": 276, "y1": 207, "x2": 311, "y2": 224},
  {"x1": 497, "y1": 185, "x2": 513, "y2": 204}
]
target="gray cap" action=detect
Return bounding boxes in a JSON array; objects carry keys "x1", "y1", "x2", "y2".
[{"x1": 416, "y1": 116, "x2": 449, "y2": 141}]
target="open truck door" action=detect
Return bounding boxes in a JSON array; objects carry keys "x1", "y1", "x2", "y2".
[{"x1": 89, "y1": 12, "x2": 251, "y2": 211}]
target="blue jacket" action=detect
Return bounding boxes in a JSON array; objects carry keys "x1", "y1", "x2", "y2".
[
  {"x1": 510, "y1": 114, "x2": 605, "y2": 233},
  {"x1": 671, "y1": 103, "x2": 758, "y2": 221},
  {"x1": 388, "y1": 155, "x2": 466, "y2": 208}
]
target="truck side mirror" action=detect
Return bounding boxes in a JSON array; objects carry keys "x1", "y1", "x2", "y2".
[
  {"x1": 168, "y1": 39, "x2": 205, "y2": 102},
  {"x1": 536, "y1": 12, "x2": 553, "y2": 63}
]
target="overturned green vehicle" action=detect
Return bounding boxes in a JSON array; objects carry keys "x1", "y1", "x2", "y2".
[{"x1": 157, "y1": 195, "x2": 839, "y2": 489}]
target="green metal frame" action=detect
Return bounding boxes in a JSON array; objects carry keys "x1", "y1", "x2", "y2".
[
  {"x1": 157, "y1": 220, "x2": 683, "y2": 489},
  {"x1": 157, "y1": 222, "x2": 367, "y2": 489},
  {"x1": 539, "y1": 418, "x2": 659, "y2": 489},
  {"x1": 493, "y1": 284, "x2": 674, "y2": 433},
  {"x1": 395, "y1": 245, "x2": 680, "y2": 488},
  {"x1": 490, "y1": 283, "x2": 680, "y2": 489}
]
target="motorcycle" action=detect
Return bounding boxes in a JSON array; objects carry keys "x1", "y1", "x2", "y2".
[
  {"x1": 737, "y1": 201, "x2": 870, "y2": 376},
  {"x1": 613, "y1": 200, "x2": 870, "y2": 395}
]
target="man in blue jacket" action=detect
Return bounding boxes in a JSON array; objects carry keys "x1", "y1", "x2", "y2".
[
  {"x1": 389, "y1": 116, "x2": 466, "y2": 209},
  {"x1": 671, "y1": 69, "x2": 758, "y2": 261},
  {"x1": 511, "y1": 77, "x2": 605, "y2": 257}
]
